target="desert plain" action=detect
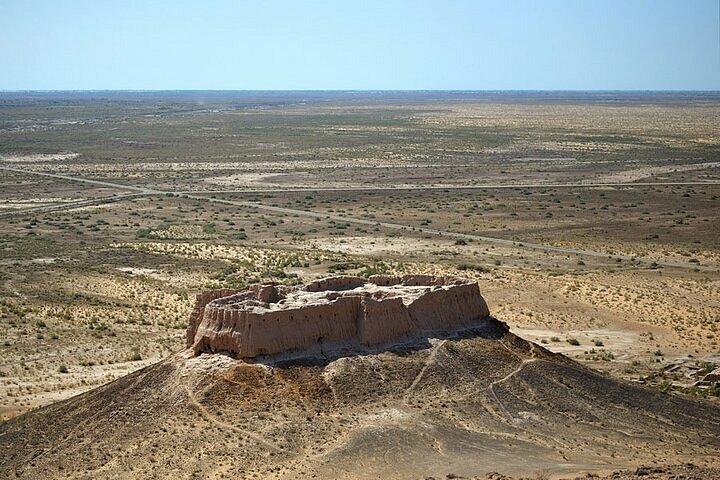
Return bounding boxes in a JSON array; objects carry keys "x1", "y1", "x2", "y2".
[{"x1": 0, "y1": 91, "x2": 718, "y2": 478}]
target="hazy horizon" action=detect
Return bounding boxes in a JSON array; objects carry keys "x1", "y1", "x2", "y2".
[
  {"x1": 2, "y1": 89, "x2": 720, "y2": 92},
  {"x1": 2, "y1": 0, "x2": 719, "y2": 91}
]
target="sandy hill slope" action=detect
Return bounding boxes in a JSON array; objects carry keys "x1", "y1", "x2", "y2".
[{"x1": 1, "y1": 317, "x2": 718, "y2": 479}]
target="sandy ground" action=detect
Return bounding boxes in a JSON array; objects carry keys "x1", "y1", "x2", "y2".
[
  {"x1": 0, "y1": 153, "x2": 80, "y2": 163},
  {"x1": 1, "y1": 94, "x2": 718, "y2": 421},
  {"x1": 590, "y1": 161, "x2": 720, "y2": 183}
]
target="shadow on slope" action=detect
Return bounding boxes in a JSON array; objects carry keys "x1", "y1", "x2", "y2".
[{"x1": 1, "y1": 319, "x2": 718, "y2": 479}]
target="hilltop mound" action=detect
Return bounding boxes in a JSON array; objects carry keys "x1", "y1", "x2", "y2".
[{"x1": 1, "y1": 278, "x2": 718, "y2": 479}]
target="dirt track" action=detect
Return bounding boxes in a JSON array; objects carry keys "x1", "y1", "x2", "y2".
[{"x1": 3, "y1": 165, "x2": 715, "y2": 272}]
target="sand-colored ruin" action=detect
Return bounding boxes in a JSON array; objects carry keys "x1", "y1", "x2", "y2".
[{"x1": 186, "y1": 275, "x2": 492, "y2": 358}]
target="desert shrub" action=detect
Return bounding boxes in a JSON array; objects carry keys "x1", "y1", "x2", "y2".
[
  {"x1": 137, "y1": 228, "x2": 152, "y2": 238},
  {"x1": 457, "y1": 263, "x2": 489, "y2": 273},
  {"x1": 360, "y1": 262, "x2": 391, "y2": 277}
]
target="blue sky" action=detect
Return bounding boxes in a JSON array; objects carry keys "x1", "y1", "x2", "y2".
[{"x1": 1, "y1": 0, "x2": 718, "y2": 90}]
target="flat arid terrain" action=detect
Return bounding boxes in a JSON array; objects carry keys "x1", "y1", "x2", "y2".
[{"x1": 1, "y1": 91, "x2": 719, "y2": 478}]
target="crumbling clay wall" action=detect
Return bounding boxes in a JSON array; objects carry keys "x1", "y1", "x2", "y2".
[
  {"x1": 187, "y1": 275, "x2": 492, "y2": 358},
  {"x1": 193, "y1": 296, "x2": 361, "y2": 357},
  {"x1": 305, "y1": 276, "x2": 366, "y2": 292},
  {"x1": 186, "y1": 289, "x2": 240, "y2": 347},
  {"x1": 358, "y1": 296, "x2": 415, "y2": 346},
  {"x1": 407, "y1": 283, "x2": 489, "y2": 331}
]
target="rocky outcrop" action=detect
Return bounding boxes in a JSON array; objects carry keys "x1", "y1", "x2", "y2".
[{"x1": 186, "y1": 275, "x2": 492, "y2": 358}]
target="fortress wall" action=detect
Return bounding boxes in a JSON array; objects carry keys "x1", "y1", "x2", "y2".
[
  {"x1": 455, "y1": 283, "x2": 490, "y2": 324},
  {"x1": 192, "y1": 296, "x2": 362, "y2": 356},
  {"x1": 359, "y1": 296, "x2": 415, "y2": 346},
  {"x1": 242, "y1": 297, "x2": 361, "y2": 356},
  {"x1": 186, "y1": 289, "x2": 240, "y2": 347},
  {"x1": 367, "y1": 274, "x2": 462, "y2": 287},
  {"x1": 188, "y1": 276, "x2": 492, "y2": 358},
  {"x1": 191, "y1": 308, "x2": 247, "y2": 355},
  {"x1": 306, "y1": 276, "x2": 366, "y2": 292},
  {"x1": 248, "y1": 284, "x2": 284, "y2": 303},
  {"x1": 399, "y1": 275, "x2": 452, "y2": 287},
  {"x1": 407, "y1": 283, "x2": 489, "y2": 331},
  {"x1": 367, "y1": 275, "x2": 403, "y2": 286},
  {"x1": 210, "y1": 291, "x2": 256, "y2": 308},
  {"x1": 191, "y1": 292, "x2": 257, "y2": 353}
]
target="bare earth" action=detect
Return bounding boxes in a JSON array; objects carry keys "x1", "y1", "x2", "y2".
[{"x1": 0, "y1": 91, "x2": 718, "y2": 478}]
